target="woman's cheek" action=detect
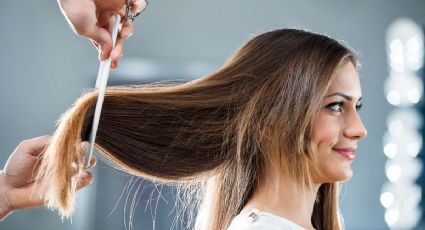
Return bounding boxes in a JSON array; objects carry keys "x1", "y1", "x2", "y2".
[{"x1": 313, "y1": 113, "x2": 340, "y2": 147}]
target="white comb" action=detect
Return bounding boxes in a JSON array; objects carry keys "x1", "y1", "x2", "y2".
[{"x1": 84, "y1": 14, "x2": 121, "y2": 168}]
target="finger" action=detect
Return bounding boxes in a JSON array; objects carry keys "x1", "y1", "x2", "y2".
[
  {"x1": 6, "y1": 171, "x2": 93, "y2": 211},
  {"x1": 18, "y1": 135, "x2": 52, "y2": 157},
  {"x1": 119, "y1": 19, "x2": 134, "y2": 40},
  {"x1": 131, "y1": 0, "x2": 148, "y2": 15},
  {"x1": 7, "y1": 180, "x2": 47, "y2": 210},
  {"x1": 87, "y1": 26, "x2": 113, "y2": 61},
  {"x1": 110, "y1": 40, "x2": 124, "y2": 67},
  {"x1": 76, "y1": 171, "x2": 93, "y2": 190},
  {"x1": 118, "y1": 4, "x2": 127, "y2": 19},
  {"x1": 111, "y1": 60, "x2": 119, "y2": 70},
  {"x1": 91, "y1": 40, "x2": 101, "y2": 53},
  {"x1": 88, "y1": 155, "x2": 97, "y2": 169},
  {"x1": 71, "y1": 154, "x2": 95, "y2": 175}
]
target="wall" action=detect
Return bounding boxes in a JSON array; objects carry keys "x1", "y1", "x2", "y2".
[{"x1": 1, "y1": 0, "x2": 424, "y2": 229}]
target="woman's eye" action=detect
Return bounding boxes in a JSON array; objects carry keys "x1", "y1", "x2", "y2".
[
  {"x1": 327, "y1": 102, "x2": 343, "y2": 112},
  {"x1": 356, "y1": 102, "x2": 363, "y2": 111}
]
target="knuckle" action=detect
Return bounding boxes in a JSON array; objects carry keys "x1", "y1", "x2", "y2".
[{"x1": 76, "y1": 27, "x2": 91, "y2": 37}]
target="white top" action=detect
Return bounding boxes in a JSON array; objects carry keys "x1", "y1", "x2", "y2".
[{"x1": 227, "y1": 209, "x2": 306, "y2": 230}]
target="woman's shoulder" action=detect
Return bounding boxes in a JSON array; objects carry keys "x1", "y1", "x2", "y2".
[{"x1": 226, "y1": 209, "x2": 305, "y2": 230}]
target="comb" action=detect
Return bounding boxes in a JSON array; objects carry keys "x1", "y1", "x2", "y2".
[{"x1": 84, "y1": 14, "x2": 121, "y2": 168}]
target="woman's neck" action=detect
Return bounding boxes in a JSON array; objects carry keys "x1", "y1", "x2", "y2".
[{"x1": 241, "y1": 173, "x2": 320, "y2": 230}]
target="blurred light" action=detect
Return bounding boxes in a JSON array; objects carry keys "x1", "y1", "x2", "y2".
[
  {"x1": 386, "y1": 17, "x2": 425, "y2": 73},
  {"x1": 384, "y1": 75, "x2": 423, "y2": 107},
  {"x1": 386, "y1": 164, "x2": 401, "y2": 182},
  {"x1": 390, "y1": 39, "x2": 403, "y2": 53},
  {"x1": 384, "y1": 143, "x2": 398, "y2": 159},
  {"x1": 384, "y1": 159, "x2": 422, "y2": 183},
  {"x1": 383, "y1": 129, "x2": 422, "y2": 160},
  {"x1": 386, "y1": 91, "x2": 400, "y2": 105},
  {"x1": 403, "y1": 185, "x2": 422, "y2": 211},
  {"x1": 380, "y1": 192, "x2": 395, "y2": 208},
  {"x1": 388, "y1": 120, "x2": 403, "y2": 136},
  {"x1": 387, "y1": 109, "x2": 423, "y2": 130},
  {"x1": 383, "y1": 17, "x2": 423, "y2": 230},
  {"x1": 389, "y1": 39, "x2": 405, "y2": 72},
  {"x1": 389, "y1": 51, "x2": 404, "y2": 64},
  {"x1": 406, "y1": 88, "x2": 421, "y2": 103},
  {"x1": 406, "y1": 36, "x2": 424, "y2": 71},
  {"x1": 404, "y1": 207, "x2": 422, "y2": 229},
  {"x1": 407, "y1": 36, "x2": 422, "y2": 52},
  {"x1": 400, "y1": 160, "x2": 423, "y2": 182},
  {"x1": 406, "y1": 141, "x2": 420, "y2": 157},
  {"x1": 390, "y1": 61, "x2": 405, "y2": 73},
  {"x1": 385, "y1": 209, "x2": 400, "y2": 226}
]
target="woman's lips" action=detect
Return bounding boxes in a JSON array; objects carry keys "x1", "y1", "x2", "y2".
[{"x1": 332, "y1": 148, "x2": 356, "y2": 160}]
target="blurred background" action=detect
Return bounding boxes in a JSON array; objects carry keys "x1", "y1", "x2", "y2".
[{"x1": 1, "y1": 0, "x2": 424, "y2": 229}]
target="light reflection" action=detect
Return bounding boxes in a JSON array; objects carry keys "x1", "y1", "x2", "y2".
[
  {"x1": 406, "y1": 36, "x2": 424, "y2": 71},
  {"x1": 379, "y1": 16, "x2": 423, "y2": 229},
  {"x1": 386, "y1": 164, "x2": 401, "y2": 183},
  {"x1": 380, "y1": 192, "x2": 395, "y2": 208},
  {"x1": 384, "y1": 74, "x2": 423, "y2": 107},
  {"x1": 385, "y1": 209, "x2": 400, "y2": 226},
  {"x1": 406, "y1": 88, "x2": 421, "y2": 103},
  {"x1": 388, "y1": 120, "x2": 403, "y2": 136},
  {"x1": 390, "y1": 39, "x2": 403, "y2": 53},
  {"x1": 386, "y1": 91, "x2": 400, "y2": 105},
  {"x1": 406, "y1": 141, "x2": 420, "y2": 157},
  {"x1": 384, "y1": 143, "x2": 398, "y2": 159}
]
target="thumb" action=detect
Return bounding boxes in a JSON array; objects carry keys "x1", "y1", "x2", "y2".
[
  {"x1": 76, "y1": 171, "x2": 93, "y2": 190},
  {"x1": 88, "y1": 27, "x2": 113, "y2": 61}
]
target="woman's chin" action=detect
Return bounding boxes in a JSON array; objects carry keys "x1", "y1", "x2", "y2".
[
  {"x1": 340, "y1": 171, "x2": 353, "y2": 181},
  {"x1": 320, "y1": 167, "x2": 354, "y2": 183},
  {"x1": 335, "y1": 167, "x2": 353, "y2": 182}
]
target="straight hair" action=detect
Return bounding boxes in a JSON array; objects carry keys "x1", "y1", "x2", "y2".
[{"x1": 37, "y1": 28, "x2": 357, "y2": 230}]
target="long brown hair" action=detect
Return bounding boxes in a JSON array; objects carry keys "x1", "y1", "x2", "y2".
[{"x1": 36, "y1": 28, "x2": 356, "y2": 230}]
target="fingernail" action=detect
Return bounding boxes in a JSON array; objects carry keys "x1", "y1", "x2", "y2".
[
  {"x1": 89, "y1": 156, "x2": 97, "y2": 168},
  {"x1": 79, "y1": 171, "x2": 89, "y2": 179},
  {"x1": 129, "y1": 33, "x2": 133, "y2": 38}
]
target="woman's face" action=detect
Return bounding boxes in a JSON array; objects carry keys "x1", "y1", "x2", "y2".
[{"x1": 312, "y1": 61, "x2": 367, "y2": 183}]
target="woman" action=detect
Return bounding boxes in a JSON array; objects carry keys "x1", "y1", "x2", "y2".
[{"x1": 33, "y1": 28, "x2": 367, "y2": 230}]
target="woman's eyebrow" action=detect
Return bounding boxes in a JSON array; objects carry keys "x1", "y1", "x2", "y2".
[{"x1": 325, "y1": 92, "x2": 362, "y2": 101}]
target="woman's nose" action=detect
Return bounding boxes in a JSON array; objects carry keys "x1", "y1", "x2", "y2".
[{"x1": 344, "y1": 111, "x2": 367, "y2": 140}]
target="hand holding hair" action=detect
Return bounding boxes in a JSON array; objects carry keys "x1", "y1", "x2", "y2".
[
  {"x1": 0, "y1": 135, "x2": 95, "y2": 220},
  {"x1": 58, "y1": 0, "x2": 148, "y2": 68}
]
